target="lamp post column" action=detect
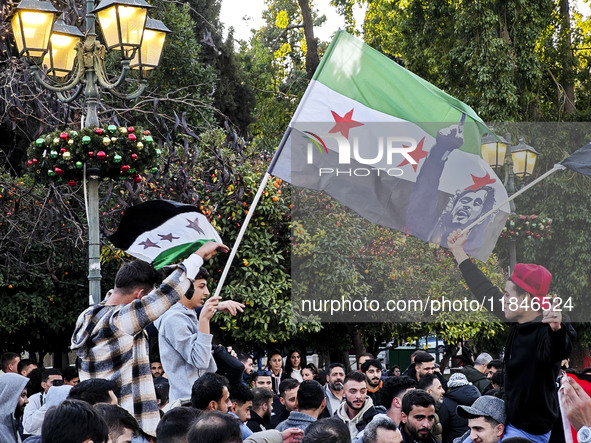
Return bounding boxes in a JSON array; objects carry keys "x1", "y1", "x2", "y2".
[
  {"x1": 504, "y1": 133, "x2": 517, "y2": 275},
  {"x1": 85, "y1": 0, "x2": 101, "y2": 304}
]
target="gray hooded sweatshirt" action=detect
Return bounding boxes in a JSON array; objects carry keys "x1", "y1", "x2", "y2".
[
  {"x1": 0, "y1": 373, "x2": 29, "y2": 443},
  {"x1": 23, "y1": 385, "x2": 73, "y2": 436}
]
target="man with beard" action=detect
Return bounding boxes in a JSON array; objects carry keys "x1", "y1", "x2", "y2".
[
  {"x1": 405, "y1": 122, "x2": 498, "y2": 256},
  {"x1": 336, "y1": 371, "x2": 385, "y2": 439},
  {"x1": 0, "y1": 373, "x2": 29, "y2": 443},
  {"x1": 361, "y1": 359, "x2": 384, "y2": 407},
  {"x1": 324, "y1": 363, "x2": 346, "y2": 416},
  {"x1": 271, "y1": 378, "x2": 300, "y2": 428},
  {"x1": 400, "y1": 389, "x2": 438, "y2": 443},
  {"x1": 418, "y1": 373, "x2": 445, "y2": 442},
  {"x1": 460, "y1": 353, "x2": 492, "y2": 394},
  {"x1": 247, "y1": 387, "x2": 275, "y2": 433}
]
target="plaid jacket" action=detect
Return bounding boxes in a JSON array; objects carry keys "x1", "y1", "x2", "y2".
[{"x1": 71, "y1": 263, "x2": 196, "y2": 436}]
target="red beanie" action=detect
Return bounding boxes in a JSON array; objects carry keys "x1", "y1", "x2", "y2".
[{"x1": 510, "y1": 263, "x2": 552, "y2": 302}]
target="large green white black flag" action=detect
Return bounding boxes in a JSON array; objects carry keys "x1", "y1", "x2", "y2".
[
  {"x1": 109, "y1": 200, "x2": 222, "y2": 269},
  {"x1": 269, "y1": 31, "x2": 510, "y2": 261}
]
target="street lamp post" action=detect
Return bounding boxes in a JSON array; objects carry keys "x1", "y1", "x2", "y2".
[
  {"x1": 481, "y1": 132, "x2": 539, "y2": 274},
  {"x1": 10, "y1": 0, "x2": 170, "y2": 304}
]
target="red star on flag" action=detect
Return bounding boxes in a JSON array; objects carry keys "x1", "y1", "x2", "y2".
[
  {"x1": 396, "y1": 137, "x2": 428, "y2": 172},
  {"x1": 465, "y1": 172, "x2": 496, "y2": 190},
  {"x1": 329, "y1": 109, "x2": 363, "y2": 139}
]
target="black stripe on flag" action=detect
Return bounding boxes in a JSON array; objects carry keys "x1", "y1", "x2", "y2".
[{"x1": 108, "y1": 200, "x2": 201, "y2": 250}]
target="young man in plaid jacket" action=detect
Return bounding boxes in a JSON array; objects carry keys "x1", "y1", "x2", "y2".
[{"x1": 71, "y1": 242, "x2": 227, "y2": 436}]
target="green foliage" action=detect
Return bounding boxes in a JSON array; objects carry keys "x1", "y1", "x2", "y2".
[
  {"x1": 291, "y1": 190, "x2": 505, "y2": 348},
  {"x1": 363, "y1": 0, "x2": 578, "y2": 121},
  {"x1": 187, "y1": 129, "x2": 321, "y2": 346},
  {"x1": 179, "y1": 0, "x2": 256, "y2": 134},
  {"x1": 0, "y1": 173, "x2": 120, "y2": 355},
  {"x1": 239, "y1": 36, "x2": 307, "y2": 152},
  {"x1": 137, "y1": 1, "x2": 217, "y2": 132}
]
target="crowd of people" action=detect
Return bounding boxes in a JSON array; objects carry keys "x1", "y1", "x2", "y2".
[{"x1": 0, "y1": 233, "x2": 589, "y2": 443}]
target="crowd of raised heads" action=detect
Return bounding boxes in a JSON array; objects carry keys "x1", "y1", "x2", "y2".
[
  {"x1": 0, "y1": 238, "x2": 583, "y2": 443},
  {"x1": 1, "y1": 345, "x2": 587, "y2": 443}
]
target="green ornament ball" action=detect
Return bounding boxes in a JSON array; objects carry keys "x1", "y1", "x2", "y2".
[
  {"x1": 76, "y1": 161, "x2": 83, "y2": 169},
  {"x1": 149, "y1": 167, "x2": 158, "y2": 173},
  {"x1": 82, "y1": 136, "x2": 91, "y2": 144},
  {"x1": 113, "y1": 154, "x2": 122, "y2": 163},
  {"x1": 108, "y1": 124, "x2": 117, "y2": 133},
  {"x1": 144, "y1": 136, "x2": 153, "y2": 144},
  {"x1": 50, "y1": 150, "x2": 58, "y2": 159},
  {"x1": 155, "y1": 148, "x2": 161, "y2": 157},
  {"x1": 36, "y1": 138, "x2": 44, "y2": 147}
]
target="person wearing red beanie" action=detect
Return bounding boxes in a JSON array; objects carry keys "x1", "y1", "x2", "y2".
[{"x1": 447, "y1": 229, "x2": 575, "y2": 443}]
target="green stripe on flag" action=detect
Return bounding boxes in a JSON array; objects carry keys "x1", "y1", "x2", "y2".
[
  {"x1": 312, "y1": 31, "x2": 487, "y2": 155},
  {"x1": 151, "y1": 239, "x2": 216, "y2": 270}
]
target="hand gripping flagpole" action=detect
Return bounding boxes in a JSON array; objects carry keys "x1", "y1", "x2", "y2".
[
  {"x1": 213, "y1": 127, "x2": 293, "y2": 298},
  {"x1": 461, "y1": 164, "x2": 565, "y2": 234}
]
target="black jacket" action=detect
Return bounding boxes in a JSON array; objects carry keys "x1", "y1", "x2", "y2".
[
  {"x1": 246, "y1": 410, "x2": 270, "y2": 433},
  {"x1": 439, "y1": 384, "x2": 481, "y2": 443},
  {"x1": 459, "y1": 259, "x2": 575, "y2": 435},
  {"x1": 355, "y1": 405, "x2": 387, "y2": 434}
]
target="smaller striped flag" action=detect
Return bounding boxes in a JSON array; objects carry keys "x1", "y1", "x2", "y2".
[
  {"x1": 561, "y1": 143, "x2": 591, "y2": 176},
  {"x1": 108, "y1": 200, "x2": 222, "y2": 269}
]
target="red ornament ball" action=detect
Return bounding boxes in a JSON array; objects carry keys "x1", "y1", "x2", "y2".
[
  {"x1": 144, "y1": 130, "x2": 150, "y2": 136},
  {"x1": 95, "y1": 128, "x2": 103, "y2": 135},
  {"x1": 88, "y1": 151, "x2": 94, "y2": 157},
  {"x1": 68, "y1": 180, "x2": 77, "y2": 187},
  {"x1": 60, "y1": 147, "x2": 67, "y2": 153},
  {"x1": 131, "y1": 154, "x2": 138, "y2": 160},
  {"x1": 60, "y1": 132, "x2": 68, "y2": 140},
  {"x1": 128, "y1": 134, "x2": 137, "y2": 141},
  {"x1": 97, "y1": 151, "x2": 106, "y2": 160},
  {"x1": 128, "y1": 127, "x2": 135, "y2": 133},
  {"x1": 32, "y1": 158, "x2": 38, "y2": 164},
  {"x1": 27, "y1": 160, "x2": 33, "y2": 167},
  {"x1": 55, "y1": 167, "x2": 64, "y2": 175},
  {"x1": 121, "y1": 165, "x2": 130, "y2": 172}
]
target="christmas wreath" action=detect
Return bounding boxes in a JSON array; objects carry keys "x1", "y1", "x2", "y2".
[
  {"x1": 501, "y1": 214, "x2": 552, "y2": 241},
  {"x1": 27, "y1": 125, "x2": 163, "y2": 186}
]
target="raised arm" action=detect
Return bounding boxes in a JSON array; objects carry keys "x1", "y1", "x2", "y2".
[{"x1": 405, "y1": 124, "x2": 464, "y2": 238}]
